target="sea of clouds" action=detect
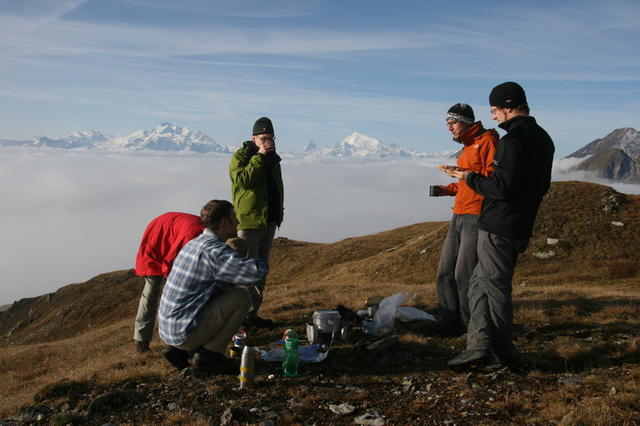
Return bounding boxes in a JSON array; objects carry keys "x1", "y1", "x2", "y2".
[{"x1": 1, "y1": 148, "x2": 638, "y2": 305}]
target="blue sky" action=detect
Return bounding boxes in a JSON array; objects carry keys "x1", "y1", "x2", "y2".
[{"x1": 1, "y1": 0, "x2": 639, "y2": 156}]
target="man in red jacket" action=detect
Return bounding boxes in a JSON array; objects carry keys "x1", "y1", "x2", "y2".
[
  {"x1": 133, "y1": 212, "x2": 204, "y2": 353},
  {"x1": 431, "y1": 103, "x2": 498, "y2": 336}
]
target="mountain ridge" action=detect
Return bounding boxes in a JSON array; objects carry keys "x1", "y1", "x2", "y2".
[
  {"x1": 565, "y1": 127, "x2": 640, "y2": 182},
  {"x1": 0, "y1": 126, "x2": 452, "y2": 159},
  {"x1": 568, "y1": 127, "x2": 640, "y2": 160}
]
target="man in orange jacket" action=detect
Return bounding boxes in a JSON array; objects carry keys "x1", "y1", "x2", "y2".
[
  {"x1": 133, "y1": 212, "x2": 204, "y2": 353},
  {"x1": 431, "y1": 103, "x2": 498, "y2": 336}
]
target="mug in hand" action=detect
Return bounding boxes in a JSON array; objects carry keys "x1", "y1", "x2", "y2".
[{"x1": 429, "y1": 185, "x2": 442, "y2": 197}]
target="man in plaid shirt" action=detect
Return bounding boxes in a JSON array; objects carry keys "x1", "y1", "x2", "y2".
[{"x1": 158, "y1": 200, "x2": 268, "y2": 373}]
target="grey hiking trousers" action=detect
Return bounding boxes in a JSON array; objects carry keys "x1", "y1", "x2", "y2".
[
  {"x1": 238, "y1": 221, "x2": 277, "y2": 318},
  {"x1": 436, "y1": 214, "x2": 480, "y2": 333},
  {"x1": 133, "y1": 275, "x2": 164, "y2": 343},
  {"x1": 466, "y1": 230, "x2": 529, "y2": 358}
]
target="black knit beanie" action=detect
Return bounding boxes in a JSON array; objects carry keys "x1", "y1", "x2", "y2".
[
  {"x1": 252, "y1": 117, "x2": 274, "y2": 135},
  {"x1": 489, "y1": 82, "x2": 527, "y2": 108},
  {"x1": 446, "y1": 103, "x2": 475, "y2": 125}
]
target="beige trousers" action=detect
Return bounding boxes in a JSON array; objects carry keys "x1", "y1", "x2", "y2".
[{"x1": 176, "y1": 287, "x2": 252, "y2": 353}]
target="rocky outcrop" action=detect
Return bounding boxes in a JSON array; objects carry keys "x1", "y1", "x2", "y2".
[
  {"x1": 565, "y1": 128, "x2": 640, "y2": 183},
  {"x1": 571, "y1": 149, "x2": 640, "y2": 183},
  {"x1": 568, "y1": 127, "x2": 640, "y2": 160}
]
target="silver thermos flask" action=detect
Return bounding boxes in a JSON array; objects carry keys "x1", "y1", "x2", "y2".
[{"x1": 239, "y1": 345, "x2": 256, "y2": 388}]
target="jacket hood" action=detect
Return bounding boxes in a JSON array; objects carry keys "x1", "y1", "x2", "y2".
[{"x1": 461, "y1": 122, "x2": 485, "y2": 146}]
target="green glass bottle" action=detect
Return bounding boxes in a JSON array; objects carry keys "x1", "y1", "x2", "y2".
[{"x1": 282, "y1": 328, "x2": 299, "y2": 377}]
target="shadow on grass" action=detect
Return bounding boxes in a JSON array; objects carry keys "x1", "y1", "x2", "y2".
[
  {"x1": 535, "y1": 320, "x2": 639, "y2": 336},
  {"x1": 300, "y1": 338, "x2": 458, "y2": 377},
  {"x1": 515, "y1": 296, "x2": 640, "y2": 320},
  {"x1": 524, "y1": 340, "x2": 639, "y2": 374},
  {"x1": 33, "y1": 373, "x2": 166, "y2": 403}
]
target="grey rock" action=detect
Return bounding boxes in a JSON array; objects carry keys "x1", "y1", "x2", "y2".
[
  {"x1": 533, "y1": 250, "x2": 555, "y2": 259},
  {"x1": 558, "y1": 374, "x2": 582, "y2": 386},
  {"x1": 220, "y1": 407, "x2": 233, "y2": 426},
  {"x1": 87, "y1": 391, "x2": 134, "y2": 415},
  {"x1": 49, "y1": 412, "x2": 82, "y2": 426},
  {"x1": 220, "y1": 406, "x2": 249, "y2": 425},
  {"x1": 263, "y1": 411, "x2": 279, "y2": 419},
  {"x1": 329, "y1": 403, "x2": 355, "y2": 415},
  {"x1": 11, "y1": 405, "x2": 52, "y2": 423},
  {"x1": 354, "y1": 410, "x2": 386, "y2": 425}
]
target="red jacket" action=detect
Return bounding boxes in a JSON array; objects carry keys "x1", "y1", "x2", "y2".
[
  {"x1": 443, "y1": 122, "x2": 498, "y2": 215},
  {"x1": 134, "y1": 212, "x2": 204, "y2": 277}
]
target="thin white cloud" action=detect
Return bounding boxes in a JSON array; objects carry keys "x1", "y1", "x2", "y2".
[
  {"x1": 0, "y1": 0, "x2": 87, "y2": 23},
  {"x1": 0, "y1": 14, "x2": 443, "y2": 59},
  {"x1": 120, "y1": 0, "x2": 321, "y2": 19}
]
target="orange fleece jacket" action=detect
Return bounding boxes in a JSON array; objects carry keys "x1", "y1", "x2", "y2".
[{"x1": 442, "y1": 122, "x2": 499, "y2": 215}]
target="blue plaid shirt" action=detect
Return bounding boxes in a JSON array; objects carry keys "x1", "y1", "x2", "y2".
[{"x1": 158, "y1": 229, "x2": 268, "y2": 346}]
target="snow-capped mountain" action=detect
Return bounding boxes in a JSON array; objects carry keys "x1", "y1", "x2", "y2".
[
  {"x1": 297, "y1": 132, "x2": 451, "y2": 159},
  {"x1": 564, "y1": 127, "x2": 640, "y2": 183},
  {"x1": 329, "y1": 132, "x2": 415, "y2": 158},
  {"x1": 0, "y1": 126, "x2": 451, "y2": 159},
  {"x1": 567, "y1": 128, "x2": 640, "y2": 160},
  {"x1": 301, "y1": 140, "x2": 319, "y2": 154},
  {"x1": 22, "y1": 130, "x2": 109, "y2": 149},
  {"x1": 0, "y1": 124, "x2": 229, "y2": 154},
  {"x1": 108, "y1": 123, "x2": 229, "y2": 154}
]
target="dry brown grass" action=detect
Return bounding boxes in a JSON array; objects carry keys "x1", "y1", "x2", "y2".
[
  {"x1": 608, "y1": 261, "x2": 638, "y2": 279},
  {"x1": 0, "y1": 181, "x2": 639, "y2": 424},
  {"x1": 0, "y1": 319, "x2": 171, "y2": 416}
]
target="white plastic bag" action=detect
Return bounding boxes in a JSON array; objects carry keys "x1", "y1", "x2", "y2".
[
  {"x1": 371, "y1": 293, "x2": 407, "y2": 336},
  {"x1": 396, "y1": 306, "x2": 436, "y2": 323}
]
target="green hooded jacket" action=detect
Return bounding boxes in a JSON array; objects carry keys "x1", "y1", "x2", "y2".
[{"x1": 229, "y1": 141, "x2": 284, "y2": 230}]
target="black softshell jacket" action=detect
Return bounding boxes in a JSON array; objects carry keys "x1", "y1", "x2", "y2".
[{"x1": 466, "y1": 115, "x2": 555, "y2": 239}]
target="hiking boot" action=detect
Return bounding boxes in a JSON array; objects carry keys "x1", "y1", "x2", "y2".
[
  {"x1": 134, "y1": 340, "x2": 150, "y2": 354},
  {"x1": 447, "y1": 349, "x2": 490, "y2": 369},
  {"x1": 162, "y1": 346, "x2": 190, "y2": 370},
  {"x1": 244, "y1": 315, "x2": 274, "y2": 329},
  {"x1": 493, "y1": 350, "x2": 526, "y2": 375},
  {"x1": 193, "y1": 348, "x2": 239, "y2": 374}
]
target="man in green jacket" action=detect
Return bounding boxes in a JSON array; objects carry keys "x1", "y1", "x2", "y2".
[{"x1": 229, "y1": 117, "x2": 284, "y2": 328}]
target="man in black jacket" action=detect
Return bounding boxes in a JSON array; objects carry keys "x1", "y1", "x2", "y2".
[{"x1": 443, "y1": 82, "x2": 555, "y2": 369}]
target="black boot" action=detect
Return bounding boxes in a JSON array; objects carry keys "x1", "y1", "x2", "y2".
[
  {"x1": 447, "y1": 349, "x2": 489, "y2": 369},
  {"x1": 193, "y1": 348, "x2": 239, "y2": 374},
  {"x1": 162, "y1": 345, "x2": 190, "y2": 370}
]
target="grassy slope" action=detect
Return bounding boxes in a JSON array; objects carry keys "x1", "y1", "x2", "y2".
[{"x1": 1, "y1": 181, "x2": 639, "y2": 424}]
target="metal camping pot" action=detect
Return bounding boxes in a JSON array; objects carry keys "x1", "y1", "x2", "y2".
[
  {"x1": 312, "y1": 310, "x2": 342, "y2": 344},
  {"x1": 311, "y1": 310, "x2": 341, "y2": 335}
]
